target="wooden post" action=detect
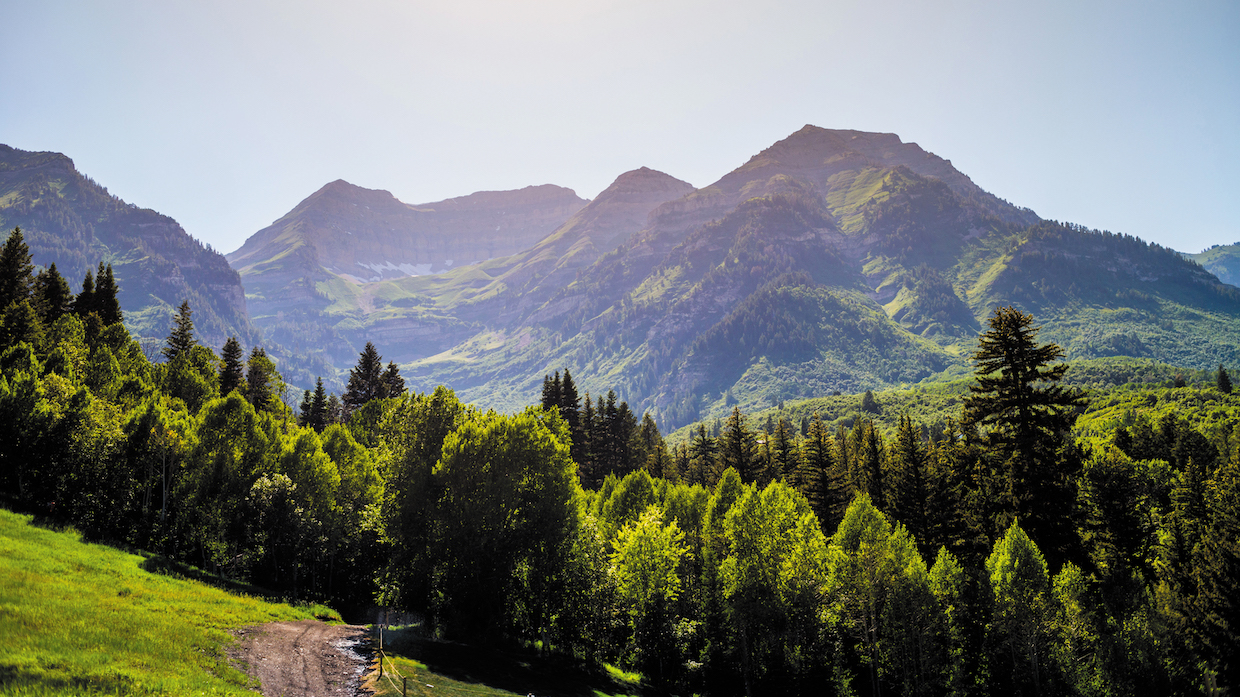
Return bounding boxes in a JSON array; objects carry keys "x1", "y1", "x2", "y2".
[{"x1": 403, "y1": 676, "x2": 408, "y2": 696}]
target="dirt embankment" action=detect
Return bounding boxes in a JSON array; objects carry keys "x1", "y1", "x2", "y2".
[{"x1": 230, "y1": 620, "x2": 374, "y2": 697}]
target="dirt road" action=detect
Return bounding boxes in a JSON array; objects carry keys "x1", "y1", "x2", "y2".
[{"x1": 230, "y1": 620, "x2": 374, "y2": 697}]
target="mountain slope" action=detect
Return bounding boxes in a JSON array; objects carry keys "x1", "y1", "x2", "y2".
[
  {"x1": 228, "y1": 169, "x2": 692, "y2": 373},
  {"x1": 398, "y1": 129, "x2": 1240, "y2": 428},
  {"x1": 1189, "y1": 243, "x2": 1240, "y2": 286},
  {"x1": 227, "y1": 180, "x2": 587, "y2": 307},
  {"x1": 0, "y1": 144, "x2": 255, "y2": 348},
  {"x1": 215, "y1": 126, "x2": 1240, "y2": 427}
]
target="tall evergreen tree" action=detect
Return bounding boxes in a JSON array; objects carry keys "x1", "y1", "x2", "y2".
[
  {"x1": 245, "y1": 347, "x2": 281, "y2": 413},
  {"x1": 32, "y1": 263, "x2": 73, "y2": 326},
  {"x1": 610, "y1": 394, "x2": 638, "y2": 477},
  {"x1": 559, "y1": 368, "x2": 584, "y2": 464},
  {"x1": 74, "y1": 269, "x2": 96, "y2": 319},
  {"x1": 245, "y1": 347, "x2": 273, "y2": 410},
  {"x1": 688, "y1": 424, "x2": 717, "y2": 487},
  {"x1": 1217, "y1": 364, "x2": 1232, "y2": 394},
  {"x1": 382, "y1": 361, "x2": 405, "y2": 398},
  {"x1": 891, "y1": 415, "x2": 931, "y2": 557},
  {"x1": 719, "y1": 407, "x2": 759, "y2": 483},
  {"x1": 343, "y1": 341, "x2": 385, "y2": 414},
  {"x1": 309, "y1": 377, "x2": 328, "y2": 432},
  {"x1": 770, "y1": 418, "x2": 796, "y2": 483},
  {"x1": 162, "y1": 300, "x2": 195, "y2": 362},
  {"x1": 797, "y1": 412, "x2": 842, "y2": 529},
  {"x1": 0, "y1": 227, "x2": 34, "y2": 310},
  {"x1": 94, "y1": 263, "x2": 123, "y2": 325},
  {"x1": 325, "y1": 393, "x2": 343, "y2": 427},
  {"x1": 541, "y1": 371, "x2": 562, "y2": 412},
  {"x1": 299, "y1": 388, "x2": 314, "y2": 426},
  {"x1": 964, "y1": 306, "x2": 1087, "y2": 563},
  {"x1": 219, "y1": 336, "x2": 246, "y2": 396}
]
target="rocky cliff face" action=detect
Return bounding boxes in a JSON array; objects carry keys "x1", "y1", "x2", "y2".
[
  {"x1": 0, "y1": 144, "x2": 255, "y2": 348},
  {"x1": 228, "y1": 180, "x2": 588, "y2": 284}
]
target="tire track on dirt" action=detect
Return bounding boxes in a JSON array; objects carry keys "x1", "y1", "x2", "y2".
[{"x1": 230, "y1": 619, "x2": 374, "y2": 696}]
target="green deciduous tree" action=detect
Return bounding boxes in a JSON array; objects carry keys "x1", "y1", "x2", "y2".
[
  {"x1": 610, "y1": 505, "x2": 687, "y2": 683},
  {"x1": 986, "y1": 519, "x2": 1051, "y2": 696},
  {"x1": 431, "y1": 408, "x2": 579, "y2": 642}
]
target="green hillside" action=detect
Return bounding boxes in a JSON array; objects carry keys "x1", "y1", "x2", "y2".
[
  {"x1": 0, "y1": 146, "x2": 256, "y2": 349},
  {"x1": 1189, "y1": 241, "x2": 1240, "y2": 286},
  {"x1": 0, "y1": 507, "x2": 334, "y2": 695}
]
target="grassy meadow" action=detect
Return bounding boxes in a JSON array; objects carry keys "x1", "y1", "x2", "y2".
[{"x1": 0, "y1": 507, "x2": 335, "y2": 696}]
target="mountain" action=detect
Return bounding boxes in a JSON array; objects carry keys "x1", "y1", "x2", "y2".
[
  {"x1": 227, "y1": 169, "x2": 691, "y2": 374},
  {"x1": 0, "y1": 144, "x2": 255, "y2": 349},
  {"x1": 227, "y1": 179, "x2": 587, "y2": 309},
  {"x1": 396, "y1": 127, "x2": 1240, "y2": 428},
  {"x1": 1189, "y1": 243, "x2": 1240, "y2": 286},
  {"x1": 227, "y1": 126, "x2": 1240, "y2": 428}
]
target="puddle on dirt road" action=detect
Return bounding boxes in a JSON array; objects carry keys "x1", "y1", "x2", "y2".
[{"x1": 332, "y1": 634, "x2": 374, "y2": 695}]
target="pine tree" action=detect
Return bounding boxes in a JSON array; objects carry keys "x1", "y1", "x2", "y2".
[
  {"x1": 32, "y1": 263, "x2": 73, "y2": 326},
  {"x1": 891, "y1": 415, "x2": 931, "y2": 557},
  {"x1": 74, "y1": 269, "x2": 96, "y2": 319},
  {"x1": 687, "y1": 424, "x2": 716, "y2": 487},
  {"x1": 0, "y1": 227, "x2": 34, "y2": 310},
  {"x1": 325, "y1": 393, "x2": 343, "y2": 426},
  {"x1": 219, "y1": 336, "x2": 245, "y2": 396},
  {"x1": 162, "y1": 300, "x2": 195, "y2": 362},
  {"x1": 797, "y1": 413, "x2": 842, "y2": 529},
  {"x1": 719, "y1": 407, "x2": 759, "y2": 483},
  {"x1": 559, "y1": 368, "x2": 583, "y2": 464},
  {"x1": 299, "y1": 389, "x2": 314, "y2": 426},
  {"x1": 0, "y1": 299, "x2": 45, "y2": 350},
  {"x1": 861, "y1": 389, "x2": 880, "y2": 413},
  {"x1": 770, "y1": 418, "x2": 796, "y2": 483},
  {"x1": 309, "y1": 377, "x2": 328, "y2": 432},
  {"x1": 611, "y1": 395, "x2": 637, "y2": 476},
  {"x1": 964, "y1": 306, "x2": 1086, "y2": 563},
  {"x1": 579, "y1": 392, "x2": 599, "y2": 487},
  {"x1": 541, "y1": 371, "x2": 562, "y2": 411},
  {"x1": 1217, "y1": 364, "x2": 1232, "y2": 394},
  {"x1": 343, "y1": 341, "x2": 385, "y2": 414},
  {"x1": 382, "y1": 361, "x2": 405, "y2": 397},
  {"x1": 246, "y1": 347, "x2": 274, "y2": 410},
  {"x1": 94, "y1": 263, "x2": 123, "y2": 325}
]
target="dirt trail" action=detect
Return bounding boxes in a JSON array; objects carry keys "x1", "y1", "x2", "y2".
[{"x1": 230, "y1": 620, "x2": 374, "y2": 697}]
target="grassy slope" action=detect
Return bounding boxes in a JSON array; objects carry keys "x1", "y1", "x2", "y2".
[{"x1": 0, "y1": 508, "x2": 334, "y2": 696}]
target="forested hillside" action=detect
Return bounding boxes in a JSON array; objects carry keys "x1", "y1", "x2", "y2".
[
  {"x1": 0, "y1": 145, "x2": 255, "y2": 349},
  {"x1": 4, "y1": 224, "x2": 1237, "y2": 696}
]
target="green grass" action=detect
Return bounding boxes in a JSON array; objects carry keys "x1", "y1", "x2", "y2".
[
  {"x1": 367, "y1": 626, "x2": 644, "y2": 697},
  {"x1": 0, "y1": 507, "x2": 329, "y2": 696}
]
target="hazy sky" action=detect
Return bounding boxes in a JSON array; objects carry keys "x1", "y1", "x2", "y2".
[{"x1": 2, "y1": 0, "x2": 1237, "y2": 255}]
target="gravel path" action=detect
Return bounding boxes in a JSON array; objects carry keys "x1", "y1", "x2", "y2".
[{"x1": 230, "y1": 620, "x2": 374, "y2": 697}]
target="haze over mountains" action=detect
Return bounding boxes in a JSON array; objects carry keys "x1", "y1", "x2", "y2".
[{"x1": 5, "y1": 126, "x2": 1238, "y2": 430}]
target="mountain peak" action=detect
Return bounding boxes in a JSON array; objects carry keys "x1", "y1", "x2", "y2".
[{"x1": 598, "y1": 167, "x2": 694, "y2": 200}]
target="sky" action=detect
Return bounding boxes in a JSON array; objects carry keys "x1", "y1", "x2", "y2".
[{"x1": 2, "y1": 0, "x2": 1237, "y2": 255}]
